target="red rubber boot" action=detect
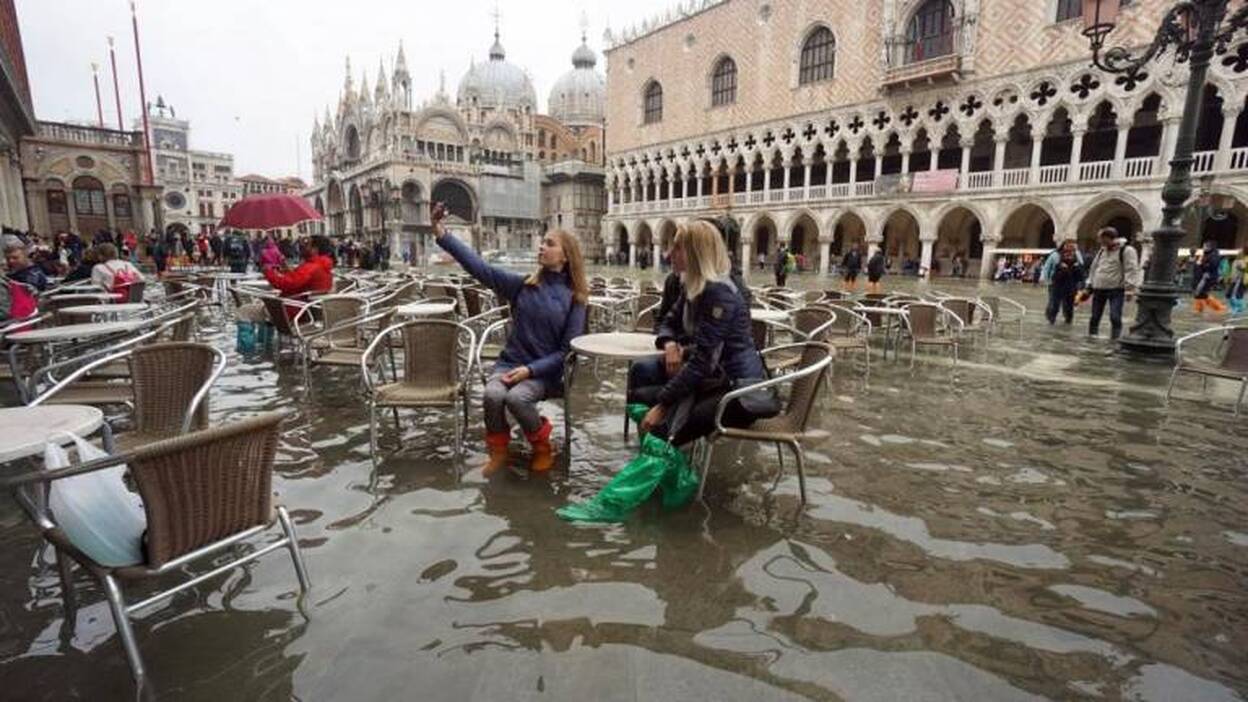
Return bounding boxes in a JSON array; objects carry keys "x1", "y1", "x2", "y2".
[{"x1": 525, "y1": 418, "x2": 554, "y2": 473}]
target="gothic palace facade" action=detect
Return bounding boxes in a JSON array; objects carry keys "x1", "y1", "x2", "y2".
[{"x1": 602, "y1": 0, "x2": 1248, "y2": 278}]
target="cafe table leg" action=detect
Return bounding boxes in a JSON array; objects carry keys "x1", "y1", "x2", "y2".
[{"x1": 563, "y1": 352, "x2": 578, "y2": 459}]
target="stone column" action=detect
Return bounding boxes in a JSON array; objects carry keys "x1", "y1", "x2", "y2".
[
  {"x1": 920, "y1": 238, "x2": 935, "y2": 278},
  {"x1": 803, "y1": 163, "x2": 812, "y2": 199},
  {"x1": 992, "y1": 133, "x2": 1007, "y2": 185},
  {"x1": 652, "y1": 242, "x2": 661, "y2": 270},
  {"x1": 1215, "y1": 107, "x2": 1241, "y2": 171},
  {"x1": 1112, "y1": 125, "x2": 1131, "y2": 178},
  {"x1": 1029, "y1": 125, "x2": 1045, "y2": 184},
  {"x1": 668, "y1": 175, "x2": 676, "y2": 201},
  {"x1": 763, "y1": 167, "x2": 771, "y2": 196},
  {"x1": 782, "y1": 155, "x2": 792, "y2": 192},
  {"x1": 607, "y1": 187, "x2": 615, "y2": 213},
  {"x1": 866, "y1": 233, "x2": 883, "y2": 258},
  {"x1": 874, "y1": 154, "x2": 883, "y2": 181},
  {"x1": 959, "y1": 137, "x2": 973, "y2": 187},
  {"x1": 848, "y1": 158, "x2": 858, "y2": 186},
  {"x1": 979, "y1": 239, "x2": 998, "y2": 279},
  {"x1": 819, "y1": 237, "x2": 831, "y2": 274},
  {"x1": 740, "y1": 234, "x2": 752, "y2": 281},
  {"x1": 745, "y1": 169, "x2": 754, "y2": 194},
  {"x1": 1159, "y1": 117, "x2": 1181, "y2": 167},
  {"x1": 628, "y1": 233, "x2": 637, "y2": 268},
  {"x1": 1070, "y1": 126, "x2": 1087, "y2": 180},
  {"x1": 696, "y1": 171, "x2": 705, "y2": 199},
  {"x1": 901, "y1": 148, "x2": 912, "y2": 175}
]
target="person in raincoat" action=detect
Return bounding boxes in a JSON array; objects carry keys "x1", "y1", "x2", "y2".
[
  {"x1": 559, "y1": 221, "x2": 777, "y2": 523},
  {"x1": 1228, "y1": 247, "x2": 1247, "y2": 316},
  {"x1": 1192, "y1": 239, "x2": 1228, "y2": 316},
  {"x1": 1040, "y1": 239, "x2": 1085, "y2": 325}
]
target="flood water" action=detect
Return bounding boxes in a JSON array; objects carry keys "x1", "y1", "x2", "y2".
[{"x1": 1, "y1": 272, "x2": 1246, "y2": 701}]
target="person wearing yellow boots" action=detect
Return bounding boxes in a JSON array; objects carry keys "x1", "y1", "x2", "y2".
[
  {"x1": 1192, "y1": 239, "x2": 1228, "y2": 316},
  {"x1": 432, "y1": 203, "x2": 588, "y2": 473}
]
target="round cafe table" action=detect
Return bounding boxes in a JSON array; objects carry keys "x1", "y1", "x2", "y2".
[
  {"x1": 56, "y1": 303, "x2": 149, "y2": 321},
  {"x1": 562, "y1": 332, "x2": 662, "y2": 456},
  {"x1": 0, "y1": 405, "x2": 104, "y2": 463},
  {"x1": 750, "y1": 308, "x2": 790, "y2": 323},
  {"x1": 45, "y1": 292, "x2": 117, "y2": 304},
  {"x1": 397, "y1": 301, "x2": 457, "y2": 317},
  {"x1": 6, "y1": 320, "x2": 144, "y2": 345}
]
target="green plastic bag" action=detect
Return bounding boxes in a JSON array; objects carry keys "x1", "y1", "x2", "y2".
[{"x1": 557, "y1": 414, "x2": 699, "y2": 523}]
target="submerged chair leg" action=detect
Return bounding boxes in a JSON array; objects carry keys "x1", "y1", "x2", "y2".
[
  {"x1": 696, "y1": 440, "x2": 714, "y2": 501},
  {"x1": 1164, "y1": 366, "x2": 1182, "y2": 403},
  {"x1": 1237, "y1": 380, "x2": 1246, "y2": 417},
  {"x1": 55, "y1": 547, "x2": 77, "y2": 614},
  {"x1": 368, "y1": 403, "x2": 378, "y2": 454},
  {"x1": 277, "y1": 506, "x2": 312, "y2": 593},
  {"x1": 789, "y1": 440, "x2": 808, "y2": 506},
  {"x1": 101, "y1": 574, "x2": 146, "y2": 686}
]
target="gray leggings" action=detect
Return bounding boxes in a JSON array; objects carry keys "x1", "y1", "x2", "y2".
[{"x1": 483, "y1": 373, "x2": 548, "y2": 434}]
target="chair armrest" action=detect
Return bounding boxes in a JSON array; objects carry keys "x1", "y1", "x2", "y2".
[
  {"x1": 182, "y1": 346, "x2": 227, "y2": 433},
  {"x1": 302, "y1": 310, "x2": 389, "y2": 344},
  {"x1": 1174, "y1": 325, "x2": 1233, "y2": 362},
  {"x1": 713, "y1": 348, "x2": 831, "y2": 434},
  {"x1": 1, "y1": 448, "x2": 132, "y2": 490},
  {"x1": 30, "y1": 346, "x2": 137, "y2": 407}
]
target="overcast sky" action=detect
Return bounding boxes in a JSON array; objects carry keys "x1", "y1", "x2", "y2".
[{"x1": 18, "y1": 0, "x2": 675, "y2": 178}]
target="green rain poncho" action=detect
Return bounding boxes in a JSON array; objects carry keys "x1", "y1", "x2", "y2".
[{"x1": 556, "y1": 404, "x2": 700, "y2": 523}]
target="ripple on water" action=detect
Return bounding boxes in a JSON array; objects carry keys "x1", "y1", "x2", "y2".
[{"x1": 1048, "y1": 584, "x2": 1158, "y2": 618}]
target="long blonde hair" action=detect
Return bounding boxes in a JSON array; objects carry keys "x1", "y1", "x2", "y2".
[
  {"x1": 526, "y1": 229, "x2": 589, "y2": 304},
  {"x1": 676, "y1": 220, "x2": 730, "y2": 300}
]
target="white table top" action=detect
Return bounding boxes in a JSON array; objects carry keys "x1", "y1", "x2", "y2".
[
  {"x1": 750, "y1": 308, "x2": 790, "y2": 322},
  {"x1": 7, "y1": 320, "x2": 143, "y2": 344},
  {"x1": 856, "y1": 306, "x2": 909, "y2": 316},
  {"x1": 210, "y1": 272, "x2": 261, "y2": 280},
  {"x1": 0, "y1": 405, "x2": 104, "y2": 463},
  {"x1": 397, "y1": 301, "x2": 457, "y2": 317},
  {"x1": 47, "y1": 292, "x2": 115, "y2": 302},
  {"x1": 571, "y1": 332, "x2": 661, "y2": 360},
  {"x1": 57, "y1": 303, "x2": 149, "y2": 317}
]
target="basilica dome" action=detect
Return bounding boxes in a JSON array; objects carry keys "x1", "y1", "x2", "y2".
[
  {"x1": 548, "y1": 37, "x2": 605, "y2": 127},
  {"x1": 457, "y1": 33, "x2": 537, "y2": 111}
]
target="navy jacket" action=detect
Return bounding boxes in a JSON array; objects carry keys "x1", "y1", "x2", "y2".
[
  {"x1": 654, "y1": 280, "x2": 765, "y2": 408},
  {"x1": 9, "y1": 264, "x2": 48, "y2": 292},
  {"x1": 653, "y1": 271, "x2": 752, "y2": 337},
  {"x1": 437, "y1": 233, "x2": 585, "y2": 390}
]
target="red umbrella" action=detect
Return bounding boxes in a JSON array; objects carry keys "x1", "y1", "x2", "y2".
[{"x1": 219, "y1": 193, "x2": 322, "y2": 231}]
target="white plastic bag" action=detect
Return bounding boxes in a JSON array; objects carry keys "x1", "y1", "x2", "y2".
[{"x1": 43, "y1": 434, "x2": 146, "y2": 567}]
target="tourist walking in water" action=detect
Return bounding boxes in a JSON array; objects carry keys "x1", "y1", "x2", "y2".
[
  {"x1": 774, "y1": 243, "x2": 790, "y2": 287},
  {"x1": 1041, "y1": 239, "x2": 1085, "y2": 325},
  {"x1": 1084, "y1": 227, "x2": 1141, "y2": 340},
  {"x1": 1192, "y1": 239, "x2": 1228, "y2": 316},
  {"x1": 433, "y1": 202, "x2": 587, "y2": 474},
  {"x1": 1227, "y1": 247, "x2": 1246, "y2": 316},
  {"x1": 841, "y1": 243, "x2": 863, "y2": 292},
  {"x1": 866, "y1": 247, "x2": 887, "y2": 294}
]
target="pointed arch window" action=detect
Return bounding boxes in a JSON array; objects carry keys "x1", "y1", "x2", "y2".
[
  {"x1": 799, "y1": 27, "x2": 836, "y2": 85},
  {"x1": 712, "y1": 57, "x2": 737, "y2": 106},
  {"x1": 643, "y1": 81, "x2": 663, "y2": 124},
  {"x1": 907, "y1": 0, "x2": 956, "y2": 64}
]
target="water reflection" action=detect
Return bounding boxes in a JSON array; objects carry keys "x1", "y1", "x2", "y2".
[{"x1": 0, "y1": 276, "x2": 1245, "y2": 699}]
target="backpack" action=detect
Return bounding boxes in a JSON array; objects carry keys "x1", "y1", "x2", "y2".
[
  {"x1": 8, "y1": 280, "x2": 37, "y2": 320},
  {"x1": 226, "y1": 235, "x2": 248, "y2": 260},
  {"x1": 785, "y1": 252, "x2": 797, "y2": 273}
]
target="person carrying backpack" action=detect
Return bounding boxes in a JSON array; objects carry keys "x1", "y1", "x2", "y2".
[
  {"x1": 224, "y1": 230, "x2": 250, "y2": 273},
  {"x1": 1041, "y1": 239, "x2": 1085, "y2": 325},
  {"x1": 1084, "y1": 228, "x2": 1141, "y2": 339}
]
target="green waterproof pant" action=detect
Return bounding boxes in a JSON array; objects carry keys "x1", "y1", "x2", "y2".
[{"x1": 556, "y1": 404, "x2": 699, "y2": 523}]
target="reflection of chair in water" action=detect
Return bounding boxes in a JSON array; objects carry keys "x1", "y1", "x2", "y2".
[
  {"x1": 696, "y1": 341, "x2": 833, "y2": 505},
  {"x1": 362, "y1": 319, "x2": 475, "y2": 453},
  {"x1": 4, "y1": 411, "x2": 310, "y2": 689},
  {"x1": 1166, "y1": 325, "x2": 1248, "y2": 415}
]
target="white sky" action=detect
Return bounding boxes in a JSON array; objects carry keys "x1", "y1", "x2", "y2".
[{"x1": 17, "y1": 0, "x2": 674, "y2": 178}]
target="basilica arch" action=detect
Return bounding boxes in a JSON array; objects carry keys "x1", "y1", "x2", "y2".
[
  {"x1": 999, "y1": 202, "x2": 1058, "y2": 249},
  {"x1": 431, "y1": 179, "x2": 476, "y2": 223},
  {"x1": 880, "y1": 207, "x2": 921, "y2": 263},
  {"x1": 828, "y1": 210, "x2": 867, "y2": 256},
  {"x1": 1072, "y1": 192, "x2": 1146, "y2": 251},
  {"x1": 934, "y1": 205, "x2": 984, "y2": 276},
  {"x1": 786, "y1": 210, "x2": 820, "y2": 266}
]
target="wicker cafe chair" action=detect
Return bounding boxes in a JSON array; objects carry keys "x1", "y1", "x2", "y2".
[
  {"x1": 765, "y1": 307, "x2": 837, "y2": 372},
  {"x1": 1166, "y1": 325, "x2": 1248, "y2": 415},
  {"x1": 260, "y1": 296, "x2": 305, "y2": 361},
  {"x1": 900, "y1": 302, "x2": 964, "y2": 369},
  {"x1": 695, "y1": 342, "x2": 834, "y2": 505},
  {"x1": 2, "y1": 411, "x2": 310, "y2": 688},
  {"x1": 939, "y1": 297, "x2": 993, "y2": 345},
  {"x1": 820, "y1": 302, "x2": 873, "y2": 374},
  {"x1": 979, "y1": 294, "x2": 1027, "y2": 338},
  {"x1": 634, "y1": 303, "x2": 660, "y2": 333},
  {"x1": 301, "y1": 310, "x2": 391, "y2": 385},
  {"x1": 475, "y1": 317, "x2": 513, "y2": 385},
  {"x1": 361, "y1": 319, "x2": 476, "y2": 454}
]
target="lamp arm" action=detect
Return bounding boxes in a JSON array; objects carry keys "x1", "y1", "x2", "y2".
[{"x1": 1090, "y1": 2, "x2": 1196, "y2": 76}]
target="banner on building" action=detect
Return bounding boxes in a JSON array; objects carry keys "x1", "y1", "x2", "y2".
[
  {"x1": 911, "y1": 169, "x2": 960, "y2": 193},
  {"x1": 876, "y1": 173, "x2": 912, "y2": 196}
]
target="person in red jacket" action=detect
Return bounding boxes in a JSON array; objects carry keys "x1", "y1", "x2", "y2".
[{"x1": 264, "y1": 235, "x2": 334, "y2": 317}]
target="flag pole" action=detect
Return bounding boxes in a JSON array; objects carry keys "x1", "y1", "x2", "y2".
[
  {"x1": 107, "y1": 36, "x2": 123, "y2": 130},
  {"x1": 131, "y1": 0, "x2": 154, "y2": 186},
  {"x1": 91, "y1": 63, "x2": 104, "y2": 127}
]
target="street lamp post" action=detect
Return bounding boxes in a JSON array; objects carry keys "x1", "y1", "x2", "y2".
[{"x1": 1082, "y1": 0, "x2": 1246, "y2": 355}]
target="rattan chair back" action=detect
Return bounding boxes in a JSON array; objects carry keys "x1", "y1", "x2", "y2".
[
  {"x1": 906, "y1": 303, "x2": 940, "y2": 338},
  {"x1": 1222, "y1": 327, "x2": 1248, "y2": 373},
  {"x1": 320, "y1": 295, "x2": 368, "y2": 347},
  {"x1": 130, "y1": 343, "x2": 217, "y2": 435},
  {"x1": 942, "y1": 298, "x2": 974, "y2": 325},
  {"x1": 261, "y1": 297, "x2": 297, "y2": 336},
  {"x1": 777, "y1": 342, "x2": 833, "y2": 434},
  {"x1": 126, "y1": 412, "x2": 284, "y2": 567},
  {"x1": 401, "y1": 320, "x2": 461, "y2": 390},
  {"x1": 792, "y1": 307, "x2": 835, "y2": 339},
  {"x1": 463, "y1": 287, "x2": 485, "y2": 318}
]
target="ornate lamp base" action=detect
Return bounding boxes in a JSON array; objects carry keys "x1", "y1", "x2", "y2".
[{"x1": 1118, "y1": 285, "x2": 1178, "y2": 356}]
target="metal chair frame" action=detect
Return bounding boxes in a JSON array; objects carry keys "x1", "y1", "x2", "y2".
[{"x1": 1166, "y1": 325, "x2": 1248, "y2": 415}]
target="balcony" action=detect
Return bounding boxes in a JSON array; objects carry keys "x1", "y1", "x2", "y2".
[
  {"x1": 882, "y1": 26, "x2": 964, "y2": 91},
  {"x1": 36, "y1": 121, "x2": 143, "y2": 148},
  {"x1": 607, "y1": 149, "x2": 1243, "y2": 218}
]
